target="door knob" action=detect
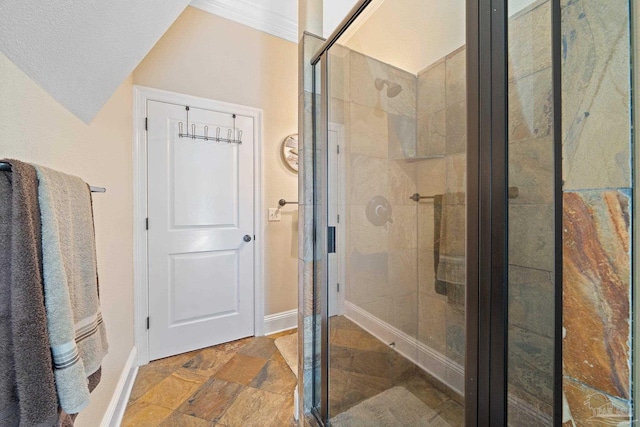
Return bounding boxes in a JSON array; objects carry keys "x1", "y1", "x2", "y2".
[{"x1": 243, "y1": 235, "x2": 252, "y2": 242}]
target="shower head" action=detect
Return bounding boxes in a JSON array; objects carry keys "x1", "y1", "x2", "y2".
[{"x1": 374, "y1": 78, "x2": 403, "y2": 98}]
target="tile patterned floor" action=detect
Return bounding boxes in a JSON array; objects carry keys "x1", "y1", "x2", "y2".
[
  {"x1": 124, "y1": 318, "x2": 463, "y2": 427},
  {"x1": 328, "y1": 316, "x2": 464, "y2": 426},
  {"x1": 123, "y1": 329, "x2": 298, "y2": 427}
]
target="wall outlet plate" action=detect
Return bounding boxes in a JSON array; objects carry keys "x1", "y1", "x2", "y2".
[{"x1": 268, "y1": 208, "x2": 281, "y2": 222}]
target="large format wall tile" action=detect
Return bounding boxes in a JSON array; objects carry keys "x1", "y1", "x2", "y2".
[
  {"x1": 563, "y1": 190, "x2": 631, "y2": 400},
  {"x1": 561, "y1": 0, "x2": 631, "y2": 190},
  {"x1": 508, "y1": 67, "x2": 553, "y2": 143},
  {"x1": 507, "y1": 1, "x2": 551, "y2": 82},
  {"x1": 445, "y1": 47, "x2": 466, "y2": 107},
  {"x1": 508, "y1": 136, "x2": 554, "y2": 204}
]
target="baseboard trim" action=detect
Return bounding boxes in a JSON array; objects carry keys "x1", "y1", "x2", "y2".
[
  {"x1": 264, "y1": 309, "x2": 298, "y2": 336},
  {"x1": 344, "y1": 301, "x2": 464, "y2": 396},
  {"x1": 101, "y1": 347, "x2": 138, "y2": 427}
]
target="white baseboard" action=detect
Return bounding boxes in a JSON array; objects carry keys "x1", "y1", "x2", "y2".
[
  {"x1": 101, "y1": 347, "x2": 138, "y2": 427},
  {"x1": 264, "y1": 309, "x2": 298, "y2": 335},
  {"x1": 344, "y1": 301, "x2": 464, "y2": 396}
]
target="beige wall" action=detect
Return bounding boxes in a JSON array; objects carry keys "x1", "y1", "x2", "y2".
[
  {"x1": 133, "y1": 6, "x2": 299, "y2": 316},
  {"x1": 0, "y1": 52, "x2": 134, "y2": 426}
]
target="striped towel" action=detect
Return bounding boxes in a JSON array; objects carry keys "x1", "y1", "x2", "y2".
[{"x1": 35, "y1": 165, "x2": 108, "y2": 414}]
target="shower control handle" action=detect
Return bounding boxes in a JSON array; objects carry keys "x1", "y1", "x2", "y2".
[{"x1": 243, "y1": 235, "x2": 252, "y2": 242}]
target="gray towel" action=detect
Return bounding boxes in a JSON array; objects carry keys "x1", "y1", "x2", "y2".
[
  {"x1": 0, "y1": 159, "x2": 59, "y2": 427},
  {"x1": 34, "y1": 165, "x2": 108, "y2": 414}
]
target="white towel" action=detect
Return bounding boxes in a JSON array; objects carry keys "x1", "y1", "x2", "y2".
[{"x1": 35, "y1": 165, "x2": 108, "y2": 414}]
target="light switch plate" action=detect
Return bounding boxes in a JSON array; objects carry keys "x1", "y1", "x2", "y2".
[{"x1": 268, "y1": 208, "x2": 281, "y2": 222}]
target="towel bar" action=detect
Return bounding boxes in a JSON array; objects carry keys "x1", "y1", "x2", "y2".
[
  {"x1": 278, "y1": 199, "x2": 298, "y2": 207},
  {"x1": 0, "y1": 162, "x2": 106, "y2": 193},
  {"x1": 410, "y1": 187, "x2": 519, "y2": 202}
]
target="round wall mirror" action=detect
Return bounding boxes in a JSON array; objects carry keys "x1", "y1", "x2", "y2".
[{"x1": 281, "y1": 134, "x2": 299, "y2": 173}]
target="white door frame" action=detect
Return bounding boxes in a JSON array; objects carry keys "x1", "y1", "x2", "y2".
[{"x1": 133, "y1": 86, "x2": 264, "y2": 365}]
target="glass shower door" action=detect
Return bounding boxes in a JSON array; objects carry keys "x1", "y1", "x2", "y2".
[{"x1": 506, "y1": 0, "x2": 558, "y2": 424}]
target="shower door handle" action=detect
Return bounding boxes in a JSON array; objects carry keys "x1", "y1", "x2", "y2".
[{"x1": 328, "y1": 227, "x2": 336, "y2": 254}]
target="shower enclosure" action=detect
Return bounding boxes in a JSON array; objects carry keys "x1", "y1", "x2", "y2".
[{"x1": 300, "y1": 0, "x2": 634, "y2": 425}]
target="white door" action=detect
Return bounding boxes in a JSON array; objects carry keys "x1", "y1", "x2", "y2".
[
  {"x1": 147, "y1": 100, "x2": 255, "y2": 360},
  {"x1": 328, "y1": 124, "x2": 345, "y2": 317}
]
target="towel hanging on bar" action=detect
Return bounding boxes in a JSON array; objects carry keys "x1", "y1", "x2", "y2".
[{"x1": 0, "y1": 162, "x2": 106, "y2": 193}]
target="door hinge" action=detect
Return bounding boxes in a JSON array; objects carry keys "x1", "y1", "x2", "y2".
[
  {"x1": 337, "y1": 145, "x2": 340, "y2": 154},
  {"x1": 337, "y1": 283, "x2": 340, "y2": 292},
  {"x1": 337, "y1": 214, "x2": 340, "y2": 224},
  {"x1": 145, "y1": 117, "x2": 148, "y2": 131},
  {"x1": 145, "y1": 218, "x2": 149, "y2": 230},
  {"x1": 146, "y1": 317, "x2": 150, "y2": 330}
]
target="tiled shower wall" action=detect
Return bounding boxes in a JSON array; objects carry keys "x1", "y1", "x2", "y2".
[
  {"x1": 560, "y1": 0, "x2": 633, "y2": 423},
  {"x1": 299, "y1": 0, "x2": 634, "y2": 422}
]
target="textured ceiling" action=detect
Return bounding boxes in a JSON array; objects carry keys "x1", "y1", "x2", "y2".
[{"x1": 0, "y1": 0, "x2": 190, "y2": 123}]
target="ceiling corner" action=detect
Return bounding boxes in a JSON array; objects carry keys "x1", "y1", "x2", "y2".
[{"x1": 190, "y1": 0, "x2": 298, "y2": 43}]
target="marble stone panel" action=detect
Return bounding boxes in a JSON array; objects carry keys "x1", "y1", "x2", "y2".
[
  {"x1": 417, "y1": 109, "x2": 446, "y2": 158},
  {"x1": 349, "y1": 102, "x2": 389, "y2": 158},
  {"x1": 445, "y1": 101, "x2": 466, "y2": 155},
  {"x1": 348, "y1": 155, "x2": 389, "y2": 205},
  {"x1": 418, "y1": 59, "x2": 446, "y2": 116},
  {"x1": 508, "y1": 203, "x2": 554, "y2": 271},
  {"x1": 388, "y1": 160, "x2": 417, "y2": 206},
  {"x1": 329, "y1": 97, "x2": 347, "y2": 125},
  {"x1": 507, "y1": 0, "x2": 552, "y2": 82},
  {"x1": 445, "y1": 47, "x2": 466, "y2": 107},
  {"x1": 561, "y1": 0, "x2": 631, "y2": 190},
  {"x1": 563, "y1": 377, "x2": 632, "y2": 426},
  {"x1": 388, "y1": 206, "x2": 417, "y2": 250},
  {"x1": 508, "y1": 67, "x2": 553, "y2": 143},
  {"x1": 350, "y1": 51, "x2": 389, "y2": 110},
  {"x1": 388, "y1": 66, "x2": 418, "y2": 118},
  {"x1": 563, "y1": 190, "x2": 631, "y2": 400},
  {"x1": 508, "y1": 136, "x2": 554, "y2": 204},
  {"x1": 388, "y1": 113, "x2": 417, "y2": 159}
]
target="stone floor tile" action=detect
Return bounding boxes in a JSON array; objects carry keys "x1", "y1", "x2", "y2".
[
  {"x1": 249, "y1": 360, "x2": 298, "y2": 395},
  {"x1": 121, "y1": 401, "x2": 173, "y2": 427},
  {"x1": 237, "y1": 336, "x2": 279, "y2": 359},
  {"x1": 213, "y1": 353, "x2": 268, "y2": 385},
  {"x1": 129, "y1": 365, "x2": 175, "y2": 402},
  {"x1": 181, "y1": 348, "x2": 235, "y2": 377},
  {"x1": 139, "y1": 370, "x2": 208, "y2": 410},
  {"x1": 217, "y1": 387, "x2": 289, "y2": 427},
  {"x1": 177, "y1": 378, "x2": 243, "y2": 422},
  {"x1": 158, "y1": 412, "x2": 215, "y2": 427}
]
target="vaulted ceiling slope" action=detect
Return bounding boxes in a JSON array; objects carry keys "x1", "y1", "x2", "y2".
[{"x1": 0, "y1": 0, "x2": 191, "y2": 123}]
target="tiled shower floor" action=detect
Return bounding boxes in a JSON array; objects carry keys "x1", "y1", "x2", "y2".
[{"x1": 328, "y1": 316, "x2": 464, "y2": 426}]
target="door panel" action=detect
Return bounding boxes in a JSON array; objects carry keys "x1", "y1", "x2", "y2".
[{"x1": 147, "y1": 100, "x2": 254, "y2": 360}]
